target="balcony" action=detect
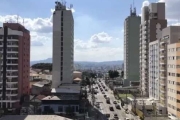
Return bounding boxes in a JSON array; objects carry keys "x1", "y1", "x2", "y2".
[
  {"x1": 160, "y1": 40, "x2": 165, "y2": 45},
  {"x1": 6, "y1": 84, "x2": 18, "y2": 90},
  {"x1": 160, "y1": 53, "x2": 165, "y2": 58},
  {"x1": 160, "y1": 59, "x2": 165, "y2": 64},
  {"x1": 6, "y1": 90, "x2": 18, "y2": 96},
  {"x1": 7, "y1": 73, "x2": 18, "y2": 78},
  {"x1": 7, "y1": 44, "x2": 18, "y2": 48},
  {"x1": 160, "y1": 80, "x2": 165, "y2": 85},
  {"x1": 7, "y1": 55, "x2": 18, "y2": 59},
  {"x1": 160, "y1": 66, "x2": 165, "y2": 71},
  {"x1": 160, "y1": 46, "x2": 165, "y2": 51},
  {"x1": 160, "y1": 74, "x2": 166, "y2": 79}
]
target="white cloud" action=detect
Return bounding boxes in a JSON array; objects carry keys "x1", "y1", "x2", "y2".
[
  {"x1": 75, "y1": 39, "x2": 97, "y2": 49},
  {"x1": 0, "y1": 15, "x2": 52, "y2": 33},
  {"x1": 74, "y1": 32, "x2": 123, "y2": 61},
  {"x1": 90, "y1": 32, "x2": 112, "y2": 43},
  {"x1": 0, "y1": 8, "x2": 122, "y2": 61}
]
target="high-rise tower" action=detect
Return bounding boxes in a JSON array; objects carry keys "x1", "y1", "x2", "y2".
[
  {"x1": 52, "y1": 1, "x2": 74, "y2": 88},
  {"x1": 123, "y1": 6, "x2": 141, "y2": 86},
  {"x1": 0, "y1": 23, "x2": 30, "y2": 109},
  {"x1": 139, "y1": 2, "x2": 167, "y2": 96}
]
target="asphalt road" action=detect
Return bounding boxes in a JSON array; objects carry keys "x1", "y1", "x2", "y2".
[{"x1": 92, "y1": 78, "x2": 139, "y2": 120}]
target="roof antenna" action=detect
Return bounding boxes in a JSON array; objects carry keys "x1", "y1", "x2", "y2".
[
  {"x1": 130, "y1": 4, "x2": 132, "y2": 15},
  {"x1": 133, "y1": 0, "x2": 134, "y2": 9}
]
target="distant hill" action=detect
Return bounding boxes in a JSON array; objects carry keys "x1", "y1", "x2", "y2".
[{"x1": 30, "y1": 58, "x2": 123, "y2": 71}]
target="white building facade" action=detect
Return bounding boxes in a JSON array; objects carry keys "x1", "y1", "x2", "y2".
[
  {"x1": 52, "y1": 2, "x2": 74, "y2": 88},
  {"x1": 149, "y1": 40, "x2": 160, "y2": 100}
]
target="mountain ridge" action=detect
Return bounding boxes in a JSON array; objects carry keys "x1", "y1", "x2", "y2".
[{"x1": 30, "y1": 58, "x2": 123, "y2": 66}]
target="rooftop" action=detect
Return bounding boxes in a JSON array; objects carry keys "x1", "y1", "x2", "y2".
[
  {"x1": 51, "y1": 85, "x2": 80, "y2": 94},
  {"x1": 73, "y1": 77, "x2": 82, "y2": 81},
  {"x1": 0, "y1": 115, "x2": 72, "y2": 120},
  {"x1": 73, "y1": 71, "x2": 82, "y2": 74},
  {"x1": 33, "y1": 80, "x2": 51, "y2": 87},
  {"x1": 42, "y1": 95, "x2": 79, "y2": 100}
]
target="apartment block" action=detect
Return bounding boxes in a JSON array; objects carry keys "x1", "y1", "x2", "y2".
[
  {"x1": 165, "y1": 27, "x2": 180, "y2": 118},
  {"x1": 52, "y1": 1, "x2": 74, "y2": 88},
  {"x1": 123, "y1": 6, "x2": 141, "y2": 86},
  {"x1": 139, "y1": 2, "x2": 167, "y2": 96},
  {"x1": 0, "y1": 23, "x2": 30, "y2": 109},
  {"x1": 149, "y1": 40, "x2": 159, "y2": 100}
]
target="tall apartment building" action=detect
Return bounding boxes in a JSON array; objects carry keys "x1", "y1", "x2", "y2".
[
  {"x1": 123, "y1": 6, "x2": 141, "y2": 86},
  {"x1": 0, "y1": 23, "x2": 30, "y2": 109},
  {"x1": 139, "y1": 2, "x2": 167, "y2": 96},
  {"x1": 149, "y1": 40, "x2": 160, "y2": 100},
  {"x1": 52, "y1": 1, "x2": 74, "y2": 88},
  {"x1": 164, "y1": 26, "x2": 180, "y2": 118}
]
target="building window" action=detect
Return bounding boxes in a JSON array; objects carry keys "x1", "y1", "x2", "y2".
[{"x1": 58, "y1": 106, "x2": 63, "y2": 112}]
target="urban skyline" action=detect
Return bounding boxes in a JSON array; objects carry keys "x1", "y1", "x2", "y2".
[{"x1": 0, "y1": 0, "x2": 179, "y2": 62}]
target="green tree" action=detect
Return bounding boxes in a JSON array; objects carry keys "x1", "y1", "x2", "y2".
[
  {"x1": 31, "y1": 63, "x2": 52, "y2": 72},
  {"x1": 108, "y1": 70, "x2": 119, "y2": 79}
]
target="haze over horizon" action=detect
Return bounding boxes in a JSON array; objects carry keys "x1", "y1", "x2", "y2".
[{"x1": 0, "y1": 0, "x2": 179, "y2": 62}]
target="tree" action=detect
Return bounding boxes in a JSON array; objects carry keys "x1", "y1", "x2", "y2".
[
  {"x1": 108, "y1": 70, "x2": 119, "y2": 79},
  {"x1": 31, "y1": 63, "x2": 52, "y2": 72},
  {"x1": 90, "y1": 72, "x2": 96, "y2": 78}
]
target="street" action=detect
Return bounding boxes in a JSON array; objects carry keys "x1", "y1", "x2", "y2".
[{"x1": 88, "y1": 78, "x2": 136, "y2": 120}]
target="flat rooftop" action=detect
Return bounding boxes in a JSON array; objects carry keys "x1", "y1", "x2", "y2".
[
  {"x1": 42, "y1": 95, "x2": 79, "y2": 100},
  {"x1": 0, "y1": 115, "x2": 72, "y2": 120},
  {"x1": 51, "y1": 85, "x2": 80, "y2": 94}
]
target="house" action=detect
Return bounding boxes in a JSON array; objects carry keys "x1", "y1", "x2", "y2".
[
  {"x1": 73, "y1": 71, "x2": 82, "y2": 80},
  {"x1": 31, "y1": 80, "x2": 51, "y2": 95},
  {"x1": 41, "y1": 85, "x2": 81, "y2": 115},
  {"x1": 0, "y1": 115, "x2": 72, "y2": 120},
  {"x1": 73, "y1": 77, "x2": 82, "y2": 84}
]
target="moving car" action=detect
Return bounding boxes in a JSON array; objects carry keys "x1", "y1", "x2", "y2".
[
  {"x1": 114, "y1": 113, "x2": 119, "y2": 119},
  {"x1": 109, "y1": 106, "x2": 114, "y2": 111},
  {"x1": 106, "y1": 99, "x2": 110, "y2": 104},
  {"x1": 115, "y1": 104, "x2": 121, "y2": 109},
  {"x1": 113, "y1": 101, "x2": 117, "y2": 104}
]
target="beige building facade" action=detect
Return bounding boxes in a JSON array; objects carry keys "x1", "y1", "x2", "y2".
[{"x1": 167, "y1": 43, "x2": 180, "y2": 118}]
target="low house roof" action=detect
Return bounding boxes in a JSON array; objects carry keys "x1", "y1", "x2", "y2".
[
  {"x1": 51, "y1": 85, "x2": 80, "y2": 94},
  {"x1": 73, "y1": 77, "x2": 82, "y2": 81},
  {"x1": 73, "y1": 71, "x2": 82, "y2": 74},
  {"x1": 0, "y1": 115, "x2": 72, "y2": 120}
]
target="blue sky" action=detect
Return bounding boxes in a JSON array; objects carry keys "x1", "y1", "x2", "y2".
[{"x1": 0, "y1": 0, "x2": 179, "y2": 61}]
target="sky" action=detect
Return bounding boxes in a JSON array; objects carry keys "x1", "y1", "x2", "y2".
[{"x1": 0, "y1": 0, "x2": 179, "y2": 62}]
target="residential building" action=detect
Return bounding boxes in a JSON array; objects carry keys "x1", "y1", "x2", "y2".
[
  {"x1": 157, "y1": 26, "x2": 180, "y2": 115},
  {"x1": 123, "y1": 6, "x2": 141, "y2": 86},
  {"x1": 0, "y1": 23, "x2": 30, "y2": 109},
  {"x1": 41, "y1": 85, "x2": 81, "y2": 114},
  {"x1": 52, "y1": 1, "x2": 74, "y2": 88},
  {"x1": 73, "y1": 71, "x2": 82, "y2": 80},
  {"x1": 162, "y1": 26, "x2": 180, "y2": 118},
  {"x1": 0, "y1": 115, "x2": 72, "y2": 120},
  {"x1": 139, "y1": 2, "x2": 167, "y2": 96},
  {"x1": 149, "y1": 40, "x2": 160, "y2": 100}
]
